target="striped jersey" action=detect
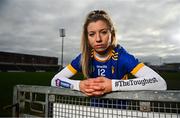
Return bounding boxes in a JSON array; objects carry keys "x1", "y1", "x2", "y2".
[{"x1": 67, "y1": 45, "x2": 144, "y2": 80}]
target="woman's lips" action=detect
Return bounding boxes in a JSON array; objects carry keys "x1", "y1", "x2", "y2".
[{"x1": 95, "y1": 45, "x2": 104, "y2": 48}]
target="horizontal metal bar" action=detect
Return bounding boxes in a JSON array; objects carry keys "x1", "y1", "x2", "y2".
[{"x1": 15, "y1": 85, "x2": 180, "y2": 102}]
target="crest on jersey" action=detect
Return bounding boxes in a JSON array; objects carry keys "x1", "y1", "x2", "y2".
[{"x1": 112, "y1": 66, "x2": 115, "y2": 74}]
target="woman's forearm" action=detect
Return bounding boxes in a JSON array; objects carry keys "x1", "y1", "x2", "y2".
[
  {"x1": 112, "y1": 65, "x2": 167, "y2": 91},
  {"x1": 51, "y1": 66, "x2": 80, "y2": 90}
]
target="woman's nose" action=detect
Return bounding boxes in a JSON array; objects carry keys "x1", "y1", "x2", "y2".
[{"x1": 95, "y1": 33, "x2": 101, "y2": 42}]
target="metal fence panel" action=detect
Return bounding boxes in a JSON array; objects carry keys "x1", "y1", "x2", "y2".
[{"x1": 13, "y1": 85, "x2": 180, "y2": 118}]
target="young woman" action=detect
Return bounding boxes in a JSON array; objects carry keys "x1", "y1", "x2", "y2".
[{"x1": 51, "y1": 10, "x2": 167, "y2": 96}]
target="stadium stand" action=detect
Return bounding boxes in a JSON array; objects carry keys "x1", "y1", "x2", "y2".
[
  {"x1": 0, "y1": 51, "x2": 60, "y2": 72},
  {"x1": 150, "y1": 63, "x2": 180, "y2": 72}
]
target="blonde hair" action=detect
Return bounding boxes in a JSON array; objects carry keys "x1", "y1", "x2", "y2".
[{"x1": 80, "y1": 10, "x2": 117, "y2": 78}]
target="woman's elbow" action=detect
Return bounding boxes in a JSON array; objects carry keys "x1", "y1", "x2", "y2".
[
  {"x1": 51, "y1": 75, "x2": 57, "y2": 87},
  {"x1": 158, "y1": 78, "x2": 167, "y2": 90}
]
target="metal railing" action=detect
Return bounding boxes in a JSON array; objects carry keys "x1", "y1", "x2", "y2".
[{"x1": 13, "y1": 85, "x2": 180, "y2": 118}]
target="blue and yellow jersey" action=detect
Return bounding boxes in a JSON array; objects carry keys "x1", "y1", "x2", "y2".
[{"x1": 67, "y1": 45, "x2": 144, "y2": 80}]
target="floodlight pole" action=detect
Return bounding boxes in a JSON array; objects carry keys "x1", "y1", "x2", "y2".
[{"x1": 59, "y1": 28, "x2": 65, "y2": 70}]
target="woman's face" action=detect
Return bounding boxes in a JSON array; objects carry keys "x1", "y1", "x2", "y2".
[{"x1": 87, "y1": 20, "x2": 111, "y2": 54}]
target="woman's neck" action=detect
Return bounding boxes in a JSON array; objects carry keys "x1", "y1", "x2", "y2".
[{"x1": 94, "y1": 47, "x2": 112, "y2": 61}]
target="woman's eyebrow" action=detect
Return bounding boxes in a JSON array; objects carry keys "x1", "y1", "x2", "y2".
[
  {"x1": 88, "y1": 31, "x2": 95, "y2": 33},
  {"x1": 88, "y1": 28, "x2": 109, "y2": 32},
  {"x1": 100, "y1": 28, "x2": 108, "y2": 30}
]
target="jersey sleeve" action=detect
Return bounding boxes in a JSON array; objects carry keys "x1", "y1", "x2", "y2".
[
  {"x1": 68, "y1": 54, "x2": 82, "y2": 74},
  {"x1": 112, "y1": 46, "x2": 167, "y2": 91},
  {"x1": 51, "y1": 54, "x2": 82, "y2": 91},
  {"x1": 51, "y1": 66, "x2": 80, "y2": 90},
  {"x1": 112, "y1": 65, "x2": 167, "y2": 91}
]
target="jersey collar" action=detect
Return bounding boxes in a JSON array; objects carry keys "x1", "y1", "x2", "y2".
[{"x1": 92, "y1": 48, "x2": 113, "y2": 62}]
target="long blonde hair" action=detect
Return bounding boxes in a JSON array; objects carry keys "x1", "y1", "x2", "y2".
[{"x1": 80, "y1": 10, "x2": 117, "y2": 78}]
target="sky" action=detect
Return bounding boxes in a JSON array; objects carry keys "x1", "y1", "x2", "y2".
[{"x1": 0, "y1": 0, "x2": 180, "y2": 65}]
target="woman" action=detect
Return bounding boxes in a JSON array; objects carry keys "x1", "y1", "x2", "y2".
[{"x1": 51, "y1": 10, "x2": 167, "y2": 96}]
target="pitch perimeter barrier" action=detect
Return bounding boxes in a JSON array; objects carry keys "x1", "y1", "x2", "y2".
[{"x1": 13, "y1": 85, "x2": 180, "y2": 118}]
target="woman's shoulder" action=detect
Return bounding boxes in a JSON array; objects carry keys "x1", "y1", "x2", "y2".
[
  {"x1": 71, "y1": 53, "x2": 82, "y2": 62},
  {"x1": 113, "y1": 44, "x2": 127, "y2": 54},
  {"x1": 114, "y1": 44, "x2": 136, "y2": 61}
]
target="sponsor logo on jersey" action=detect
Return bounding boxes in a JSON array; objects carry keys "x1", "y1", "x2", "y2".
[
  {"x1": 97, "y1": 65, "x2": 107, "y2": 76},
  {"x1": 55, "y1": 79, "x2": 73, "y2": 88},
  {"x1": 115, "y1": 77, "x2": 158, "y2": 87}
]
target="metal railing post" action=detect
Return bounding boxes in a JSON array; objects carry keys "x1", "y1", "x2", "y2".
[{"x1": 12, "y1": 85, "x2": 19, "y2": 117}]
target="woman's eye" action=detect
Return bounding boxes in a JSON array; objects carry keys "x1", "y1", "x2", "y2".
[
  {"x1": 89, "y1": 33, "x2": 95, "y2": 37},
  {"x1": 101, "y1": 30, "x2": 108, "y2": 35}
]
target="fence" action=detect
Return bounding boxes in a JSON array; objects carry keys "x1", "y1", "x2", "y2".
[{"x1": 13, "y1": 85, "x2": 180, "y2": 118}]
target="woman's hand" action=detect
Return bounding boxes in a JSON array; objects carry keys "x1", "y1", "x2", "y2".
[
  {"x1": 94, "y1": 76, "x2": 112, "y2": 94},
  {"x1": 79, "y1": 77, "x2": 112, "y2": 96},
  {"x1": 79, "y1": 78, "x2": 104, "y2": 96}
]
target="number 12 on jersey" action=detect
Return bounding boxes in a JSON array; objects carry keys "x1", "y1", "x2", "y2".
[{"x1": 98, "y1": 68, "x2": 105, "y2": 76}]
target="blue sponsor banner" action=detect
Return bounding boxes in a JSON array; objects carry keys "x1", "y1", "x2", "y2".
[{"x1": 55, "y1": 79, "x2": 72, "y2": 88}]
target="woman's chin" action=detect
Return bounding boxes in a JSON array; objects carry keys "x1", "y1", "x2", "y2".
[{"x1": 95, "y1": 49, "x2": 106, "y2": 54}]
